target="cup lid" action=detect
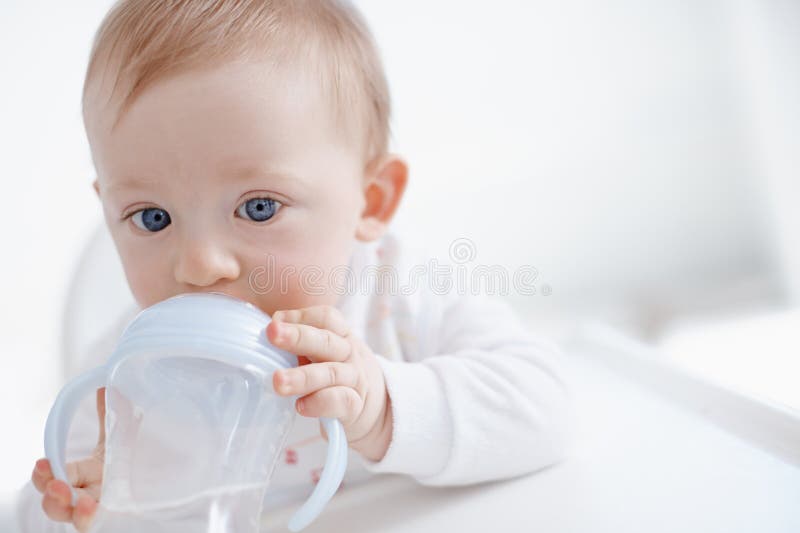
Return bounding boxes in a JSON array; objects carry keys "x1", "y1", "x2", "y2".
[{"x1": 108, "y1": 292, "x2": 296, "y2": 370}]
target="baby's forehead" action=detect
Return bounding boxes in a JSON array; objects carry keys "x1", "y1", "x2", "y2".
[
  {"x1": 86, "y1": 58, "x2": 336, "y2": 135},
  {"x1": 82, "y1": 0, "x2": 389, "y2": 165},
  {"x1": 85, "y1": 61, "x2": 364, "y2": 180}
]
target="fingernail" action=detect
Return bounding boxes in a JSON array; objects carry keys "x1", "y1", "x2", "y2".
[
  {"x1": 296, "y1": 398, "x2": 305, "y2": 413},
  {"x1": 275, "y1": 323, "x2": 288, "y2": 342},
  {"x1": 276, "y1": 371, "x2": 292, "y2": 393}
]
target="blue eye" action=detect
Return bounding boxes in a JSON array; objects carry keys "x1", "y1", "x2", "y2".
[
  {"x1": 237, "y1": 197, "x2": 281, "y2": 222},
  {"x1": 131, "y1": 208, "x2": 171, "y2": 232}
]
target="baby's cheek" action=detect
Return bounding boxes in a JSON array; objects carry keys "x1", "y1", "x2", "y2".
[
  {"x1": 123, "y1": 254, "x2": 173, "y2": 308},
  {"x1": 243, "y1": 255, "x2": 345, "y2": 313}
]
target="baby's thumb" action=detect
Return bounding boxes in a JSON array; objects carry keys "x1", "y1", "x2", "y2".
[{"x1": 95, "y1": 387, "x2": 107, "y2": 445}]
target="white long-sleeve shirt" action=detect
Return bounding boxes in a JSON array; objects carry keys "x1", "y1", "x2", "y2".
[{"x1": 17, "y1": 230, "x2": 574, "y2": 531}]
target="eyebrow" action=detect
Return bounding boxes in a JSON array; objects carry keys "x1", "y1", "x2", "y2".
[
  {"x1": 225, "y1": 165, "x2": 310, "y2": 190},
  {"x1": 104, "y1": 176, "x2": 163, "y2": 193}
]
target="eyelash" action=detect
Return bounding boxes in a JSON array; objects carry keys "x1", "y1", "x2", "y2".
[
  {"x1": 120, "y1": 195, "x2": 283, "y2": 222},
  {"x1": 120, "y1": 207, "x2": 151, "y2": 222}
]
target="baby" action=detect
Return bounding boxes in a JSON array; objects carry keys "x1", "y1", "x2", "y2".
[{"x1": 21, "y1": 1, "x2": 573, "y2": 531}]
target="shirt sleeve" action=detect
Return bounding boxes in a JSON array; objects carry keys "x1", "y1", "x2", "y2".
[
  {"x1": 356, "y1": 274, "x2": 575, "y2": 486},
  {"x1": 15, "y1": 306, "x2": 138, "y2": 533}
]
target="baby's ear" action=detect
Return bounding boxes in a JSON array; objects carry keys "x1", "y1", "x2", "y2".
[{"x1": 355, "y1": 154, "x2": 408, "y2": 242}]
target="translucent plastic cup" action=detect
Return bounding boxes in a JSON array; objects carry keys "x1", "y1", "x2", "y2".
[{"x1": 44, "y1": 292, "x2": 347, "y2": 532}]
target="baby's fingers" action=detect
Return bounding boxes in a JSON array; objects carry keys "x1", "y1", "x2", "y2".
[
  {"x1": 42, "y1": 480, "x2": 98, "y2": 532},
  {"x1": 33, "y1": 456, "x2": 103, "y2": 493},
  {"x1": 32, "y1": 458, "x2": 54, "y2": 493},
  {"x1": 42, "y1": 479, "x2": 73, "y2": 522},
  {"x1": 73, "y1": 493, "x2": 99, "y2": 533}
]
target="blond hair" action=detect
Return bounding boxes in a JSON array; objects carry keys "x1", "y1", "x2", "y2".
[{"x1": 83, "y1": 0, "x2": 391, "y2": 163}]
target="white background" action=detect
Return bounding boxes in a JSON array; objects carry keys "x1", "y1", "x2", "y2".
[{"x1": 0, "y1": 0, "x2": 798, "y2": 527}]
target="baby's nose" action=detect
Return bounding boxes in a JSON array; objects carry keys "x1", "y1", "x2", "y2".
[{"x1": 173, "y1": 236, "x2": 240, "y2": 288}]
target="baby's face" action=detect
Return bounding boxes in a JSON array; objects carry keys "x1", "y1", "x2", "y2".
[{"x1": 85, "y1": 60, "x2": 371, "y2": 314}]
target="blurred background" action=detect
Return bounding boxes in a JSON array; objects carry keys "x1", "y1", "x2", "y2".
[{"x1": 0, "y1": 0, "x2": 798, "y2": 529}]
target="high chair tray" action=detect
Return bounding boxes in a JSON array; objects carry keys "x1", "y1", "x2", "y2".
[{"x1": 261, "y1": 324, "x2": 800, "y2": 533}]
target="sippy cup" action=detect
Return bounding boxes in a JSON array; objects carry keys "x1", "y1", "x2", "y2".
[{"x1": 44, "y1": 292, "x2": 347, "y2": 532}]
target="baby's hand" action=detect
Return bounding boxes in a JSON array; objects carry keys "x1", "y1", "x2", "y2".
[
  {"x1": 268, "y1": 305, "x2": 393, "y2": 461},
  {"x1": 31, "y1": 387, "x2": 106, "y2": 532}
]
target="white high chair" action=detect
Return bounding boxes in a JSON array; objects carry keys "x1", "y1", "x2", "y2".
[{"x1": 60, "y1": 221, "x2": 138, "y2": 380}]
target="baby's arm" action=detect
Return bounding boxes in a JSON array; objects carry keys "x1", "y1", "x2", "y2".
[{"x1": 358, "y1": 289, "x2": 574, "y2": 486}]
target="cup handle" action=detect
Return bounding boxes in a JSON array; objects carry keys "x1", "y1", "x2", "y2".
[
  {"x1": 43, "y1": 365, "x2": 109, "y2": 507},
  {"x1": 287, "y1": 417, "x2": 348, "y2": 532}
]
